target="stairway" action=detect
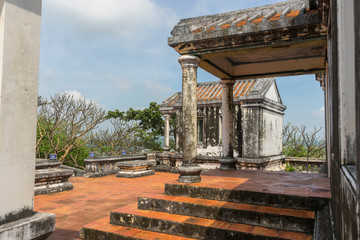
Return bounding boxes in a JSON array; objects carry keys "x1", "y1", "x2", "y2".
[{"x1": 81, "y1": 181, "x2": 328, "y2": 240}]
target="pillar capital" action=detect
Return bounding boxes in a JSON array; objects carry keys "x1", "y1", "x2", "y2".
[
  {"x1": 178, "y1": 55, "x2": 200, "y2": 68},
  {"x1": 315, "y1": 73, "x2": 325, "y2": 91},
  {"x1": 163, "y1": 114, "x2": 170, "y2": 119}
]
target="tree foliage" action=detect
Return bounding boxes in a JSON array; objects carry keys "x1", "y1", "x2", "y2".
[
  {"x1": 90, "y1": 118, "x2": 140, "y2": 156},
  {"x1": 36, "y1": 93, "x2": 105, "y2": 168},
  {"x1": 283, "y1": 123, "x2": 326, "y2": 159},
  {"x1": 106, "y1": 102, "x2": 175, "y2": 151}
]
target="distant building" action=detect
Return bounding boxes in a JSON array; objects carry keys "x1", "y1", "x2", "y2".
[{"x1": 160, "y1": 77, "x2": 286, "y2": 161}]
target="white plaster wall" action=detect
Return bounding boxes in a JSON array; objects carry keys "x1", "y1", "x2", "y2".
[
  {"x1": 259, "y1": 109, "x2": 283, "y2": 157},
  {"x1": 242, "y1": 107, "x2": 260, "y2": 158},
  {"x1": 197, "y1": 145, "x2": 222, "y2": 156},
  {"x1": 0, "y1": 0, "x2": 42, "y2": 219},
  {"x1": 265, "y1": 83, "x2": 280, "y2": 102},
  {"x1": 337, "y1": 0, "x2": 356, "y2": 165}
]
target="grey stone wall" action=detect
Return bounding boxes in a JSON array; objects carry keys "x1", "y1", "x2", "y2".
[
  {"x1": 175, "y1": 102, "x2": 283, "y2": 158},
  {"x1": 327, "y1": 0, "x2": 360, "y2": 238},
  {"x1": 176, "y1": 105, "x2": 223, "y2": 156}
]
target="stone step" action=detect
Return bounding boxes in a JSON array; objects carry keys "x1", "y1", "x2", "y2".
[
  {"x1": 81, "y1": 217, "x2": 195, "y2": 240},
  {"x1": 165, "y1": 183, "x2": 327, "y2": 211},
  {"x1": 138, "y1": 193, "x2": 315, "y2": 234},
  {"x1": 110, "y1": 203, "x2": 312, "y2": 240}
]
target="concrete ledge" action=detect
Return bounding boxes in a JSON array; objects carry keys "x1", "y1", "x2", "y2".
[
  {"x1": 116, "y1": 170, "x2": 155, "y2": 178},
  {"x1": 0, "y1": 212, "x2": 55, "y2": 240},
  {"x1": 116, "y1": 160, "x2": 156, "y2": 168},
  {"x1": 84, "y1": 154, "x2": 148, "y2": 177},
  {"x1": 155, "y1": 153, "x2": 285, "y2": 171},
  {"x1": 59, "y1": 165, "x2": 86, "y2": 177},
  {"x1": 84, "y1": 155, "x2": 147, "y2": 163},
  {"x1": 116, "y1": 160, "x2": 156, "y2": 178},
  {"x1": 35, "y1": 168, "x2": 73, "y2": 180},
  {"x1": 35, "y1": 181, "x2": 73, "y2": 196},
  {"x1": 35, "y1": 168, "x2": 74, "y2": 195},
  {"x1": 35, "y1": 159, "x2": 60, "y2": 170}
]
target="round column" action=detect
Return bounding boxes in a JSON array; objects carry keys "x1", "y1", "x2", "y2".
[
  {"x1": 163, "y1": 114, "x2": 170, "y2": 152},
  {"x1": 219, "y1": 79, "x2": 237, "y2": 170},
  {"x1": 178, "y1": 55, "x2": 202, "y2": 183}
]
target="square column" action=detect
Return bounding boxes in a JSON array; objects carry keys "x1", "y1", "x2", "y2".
[
  {"x1": 219, "y1": 79, "x2": 237, "y2": 170},
  {"x1": 178, "y1": 55, "x2": 202, "y2": 183},
  {"x1": 0, "y1": 0, "x2": 55, "y2": 238},
  {"x1": 163, "y1": 114, "x2": 170, "y2": 152}
]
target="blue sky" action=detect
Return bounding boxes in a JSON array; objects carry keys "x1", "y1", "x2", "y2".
[{"x1": 38, "y1": 0, "x2": 325, "y2": 129}]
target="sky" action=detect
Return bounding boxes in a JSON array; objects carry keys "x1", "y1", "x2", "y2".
[{"x1": 38, "y1": 0, "x2": 325, "y2": 129}]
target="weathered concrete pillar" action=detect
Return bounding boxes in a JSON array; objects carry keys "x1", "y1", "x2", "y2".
[
  {"x1": 178, "y1": 55, "x2": 202, "y2": 183},
  {"x1": 163, "y1": 114, "x2": 170, "y2": 152},
  {"x1": 219, "y1": 79, "x2": 237, "y2": 170},
  {"x1": 0, "y1": 0, "x2": 55, "y2": 238}
]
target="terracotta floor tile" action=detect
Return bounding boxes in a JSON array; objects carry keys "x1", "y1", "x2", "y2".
[
  {"x1": 184, "y1": 217, "x2": 215, "y2": 227},
  {"x1": 251, "y1": 226, "x2": 279, "y2": 237},
  {"x1": 34, "y1": 170, "x2": 330, "y2": 239},
  {"x1": 207, "y1": 220, "x2": 232, "y2": 230},
  {"x1": 282, "y1": 209, "x2": 314, "y2": 219},
  {"x1": 227, "y1": 223, "x2": 254, "y2": 233},
  {"x1": 278, "y1": 230, "x2": 309, "y2": 240}
]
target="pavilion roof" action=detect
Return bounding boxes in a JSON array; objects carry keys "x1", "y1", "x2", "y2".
[
  {"x1": 160, "y1": 78, "x2": 286, "y2": 112},
  {"x1": 167, "y1": 0, "x2": 328, "y2": 80},
  {"x1": 169, "y1": 0, "x2": 327, "y2": 54}
]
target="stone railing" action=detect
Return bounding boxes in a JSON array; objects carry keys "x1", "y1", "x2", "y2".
[
  {"x1": 35, "y1": 159, "x2": 74, "y2": 195},
  {"x1": 155, "y1": 153, "x2": 284, "y2": 172},
  {"x1": 84, "y1": 153, "x2": 156, "y2": 177},
  {"x1": 282, "y1": 157, "x2": 326, "y2": 173},
  {"x1": 59, "y1": 165, "x2": 86, "y2": 177}
]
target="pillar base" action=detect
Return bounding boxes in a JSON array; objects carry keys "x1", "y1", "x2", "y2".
[
  {"x1": 163, "y1": 147, "x2": 170, "y2": 153},
  {"x1": 178, "y1": 164, "x2": 202, "y2": 183},
  {"x1": 0, "y1": 212, "x2": 55, "y2": 240},
  {"x1": 219, "y1": 157, "x2": 237, "y2": 170}
]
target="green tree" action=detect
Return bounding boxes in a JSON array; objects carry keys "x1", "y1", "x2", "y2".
[
  {"x1": 283, "y1": 123, "x2": 325, "y2": 159},
  {"x1": 107, "y1": 102, "x2": 175, "y2": 151},
  {"x1": 36, "y1": 93, "x2": 105, "y2": 168}
]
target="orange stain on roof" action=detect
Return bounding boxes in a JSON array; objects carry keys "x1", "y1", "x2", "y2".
[
  {"x1": 268, "y1": 13, "x2": 281, "y2": 21},
  {"x1": 252, "y1": 16, "x2": 264, "y2": 24},
  {"x1": 197, "y1": 86, "x2": 208, "y2": 100},
  {"x1": 236, "y1": 19, "x2": 248, "y2": 26},
  {"x1": 247, "y1": 81, "x2": 256, "y2": 95},
  {"x1": 216, "y1": 86, "x2": 223, "y2": 100},
  {"x1": 286, "y1": 10, "x2": 300, "y2": 18},
  {"x1": 220, "y1": 23, "x2": 231, "y2": 29},
  {"x1": 168, "y1": 95, "x2": 180, "y2": 107},
  {"x1": 240, "y1": 82, "x2": 252, "y2": 97},
  {"x1": 200, "y1": 85, "x2": 214, "y2": 101},
  {"x1": 206, "y1": 84, "x2": 221, "y2": 101},
  {"x1": 191, "y1": 28, "x2": 202, "y2": 33},
  {"x1": 206, "y1": 26, "x2": 216, "y2": 31},
  {"x1": 234, "y1": 81, "x2": 246, "y2": 98}
]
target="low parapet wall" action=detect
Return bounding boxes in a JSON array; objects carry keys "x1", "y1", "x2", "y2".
[
  {"x1": 84, "y1": 154, "x2": 156, "y2": 177},
  {"x1": 155, "y1": 153, "x2": 284, "y2": 172},
  {"x1": 35, "y1": 159, "x2": 74, "y2": 195},
  {"x1": 283, "y1": 157, "x2": 326, "y2": 173}
]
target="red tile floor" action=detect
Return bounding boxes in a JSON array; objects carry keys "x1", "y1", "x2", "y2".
[{"x1": 34, "y1": 170, "x2": 331, "y2": 240}]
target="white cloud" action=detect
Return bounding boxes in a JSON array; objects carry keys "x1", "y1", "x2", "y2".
[
  {"x1": 106, "y1": 74, "x2": 131, "y2": 90},
  {"x1": 145, "y1": 81, "x2": 173, "y2": 94},
  {"x1": 312, "y1": 106, "x2": 325, "y2": 117},
  {"x1": 46, "y1": 0, "x2": 177, "y2": 42},
  {"x1": 63, "y1": 90, "x2": 100, "y2": 106},
  {"x1": 64, "y1": 90, "x2": 87, "y2": 101}
]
